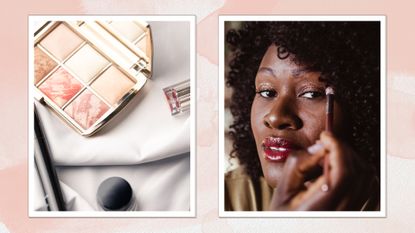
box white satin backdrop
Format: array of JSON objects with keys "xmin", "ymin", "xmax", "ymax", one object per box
[{"xmin": 33, "ymin": 21, "xmax": 191, "ymax": 211}]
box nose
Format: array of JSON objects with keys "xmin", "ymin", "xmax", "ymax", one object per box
[{"xmin": 263, "ymin": 96, "xmax": 302, "ymax": 130}]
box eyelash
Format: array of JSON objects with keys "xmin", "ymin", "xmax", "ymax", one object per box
[
  {"xmin": 255, "ymin": 89, "xmax": 324, "ymax": 99},
  {"xmin": 256, "ymin": 89, "xmax": 277, "ymax": 98},
  {"xmin": 300, "ymin": 91, "xmax": 324, "ymax": 99}
]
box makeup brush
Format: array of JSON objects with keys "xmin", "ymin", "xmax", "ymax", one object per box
[
  {"xmin": 34, "ymin": 106, "xmax": 66, "ymax": 211},
  {"xmin": 322, "ymin": 86, "xmax": 335, "ymax": 192},
  {"xmin": 325, "ymin": 87, "xmax": 334, "ymax": 132}
]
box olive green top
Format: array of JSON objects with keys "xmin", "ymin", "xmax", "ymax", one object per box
[{"xmin": 225, "ymin": 167, "xmax": 380, "ymax": 211}]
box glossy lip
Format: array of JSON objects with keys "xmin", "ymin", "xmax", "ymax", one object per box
[{"xmin": 262, "ymin": 137, "xmax": 300, "ymax": 162}]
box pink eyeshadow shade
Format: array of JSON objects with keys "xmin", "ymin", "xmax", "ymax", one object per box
[
  {"xmin": 38, "ymin": 67, "xmax": 82, "ymax": 107},
  {"xmin": 64, "ymin": 89, "xmax": 110, "ymax": 129},
  {"xmin": 34, "ymin": 47, "xmax": 57, "ymax": 85}
]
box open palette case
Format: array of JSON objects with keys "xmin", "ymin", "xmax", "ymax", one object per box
[{"xmin": 34, "ymin": 20, "xmax": 153, "ymax": 136}]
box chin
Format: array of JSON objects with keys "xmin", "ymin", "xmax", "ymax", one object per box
[{"xmin": 261, "ymin": 162, "xmax": 284, "ymax": 188}]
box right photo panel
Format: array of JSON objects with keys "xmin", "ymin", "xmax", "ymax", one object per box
[{"xmin": 220, "ymin": 16, "xmax": 385, "ymax": 217}]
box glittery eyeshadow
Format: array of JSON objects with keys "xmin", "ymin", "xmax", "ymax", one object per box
[
  {"xmin": 34, "ymin": 47, "xmax": 57, "ymax": 85},
  {"xmin": 38, "ymin": 67, "xmax": 82, "ymax": 107},
  {"xmin": 64, "ymin": 89, "xmax": 110, "ymax": 129}
]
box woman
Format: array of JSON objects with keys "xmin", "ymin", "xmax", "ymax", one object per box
[{"xmin": 225, "ymin": 21, "xmax": 380, "ymax": 211}]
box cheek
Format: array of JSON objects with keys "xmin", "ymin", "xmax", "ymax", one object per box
[
  {"xmin": 299, "ymin": 103, "xmax": 326, "ymax": 144},
  {"xmin": 250, "ymin": 98, "xmax": 266, "ymax": 142},
  {"xmin": 251, "ymin": 99, "xmax": 283, "ymax": 188}
]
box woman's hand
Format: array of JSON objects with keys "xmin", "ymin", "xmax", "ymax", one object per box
[{"xmin": 269, "ymin": 131, "xmax": 376, "ymax": 211}]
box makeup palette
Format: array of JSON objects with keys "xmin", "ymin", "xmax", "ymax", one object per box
[{"xmin": 34, "ymin": 21, "xmax": 153, "ymax": 136}]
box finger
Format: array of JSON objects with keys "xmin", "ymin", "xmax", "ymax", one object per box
[
  {"xmin": 295, "ymin": 173, "xmax": 356, "ymax": 211},
  {"xmin": 307, "ymin": 142, "xmax": 331, "ymax": 185},
  {"xmin": 317, "ymin": 132, "xmax": 357, "ymax": 209},
  {"xmin": 284, "ymin": 150, "xmax": 325, "ymax": 189},
  {"xmin": 298, "ymin": 147, "xmax": 326, "ymax": 174},
  {"xmin": 294, "ymin": 176, "xmax": 336, "ymax": 210},
  {"xmin": 292, "ymin": 132, "xmax": 349, "ymax": 210},
  {"xmin": 273, "ymin": 151, "xmax": 307, "ymax": 205},
  {"xmin": 274, "ymin": 150, "xmax": 325, "ymax": 206},
  {"xmin": 297, "ymin": 132, "xmax": 375, "ymax": 210},
  {"xmin": 319, "ymin": 131, "xmax": 351, "ymax": 188},
  {"xmin": 307, "ymin": 142, "xmax": 324, "ymax": 155}
]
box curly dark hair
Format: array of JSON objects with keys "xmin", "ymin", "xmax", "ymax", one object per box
[{"xmin": 226, "ymin": 21, "xmax": 380, "ymax": 179}]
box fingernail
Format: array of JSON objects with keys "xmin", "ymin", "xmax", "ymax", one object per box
[{"xmin": 307, "ymin": 143, "xmax": 323, "ymax": 154}]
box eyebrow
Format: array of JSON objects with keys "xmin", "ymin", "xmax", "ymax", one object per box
[{"xmin": 257, "ymin": 67, "xmax": 308, "ymax": 78}]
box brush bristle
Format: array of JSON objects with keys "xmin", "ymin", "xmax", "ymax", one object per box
[{"xmin": 325, "ymin": 86, "xmax": 335, "ymax": 95}]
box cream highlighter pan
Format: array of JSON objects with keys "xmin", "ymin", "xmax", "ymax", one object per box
[
  {"xmin": 34, "ymin": 21, "xmax": 152, "ymax": 136},
  {"xmin": 39, "ymin": 24, "xmax": 84, "ymax": 61},
  {"xmin": 91, "ymin": 66, "xmax": 135, "ymax": 105},
  {"xmin": 65, "ymin": 44, "xmax": 109, "ymax": 82}
]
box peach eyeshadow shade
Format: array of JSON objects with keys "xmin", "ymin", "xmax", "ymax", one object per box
[
  {"xmin": 64, "ymin": 44, "xmax": 109, "ymax": 83},
  {"xmin": 91, "ymin": 66, "xmax": 135, "ymax": 105},
  {"xmin": 34, "ymin": 47, "xmax": 57, "ymax": 85},
  {"xmin": 64, "ymin": 89, "xmax": 110, "ymax": 129},
  {"xmin": 40, "ymin": 23, "xmax": 84, "ymax": 61},
  {"xmin": 38, "ymin": 67, "xmax": 83, "ymax": 107}
]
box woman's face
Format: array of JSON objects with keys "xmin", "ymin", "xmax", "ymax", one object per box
[{"xmin": 251, "ymin": 45, "xmax": 342, "ymax": 188}]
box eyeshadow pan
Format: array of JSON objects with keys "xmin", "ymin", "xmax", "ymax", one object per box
[
  {"xmin": 65, "ymin": 44, "xmax": 109, "ymax": 82},
  {"xmin": 34, "ymin": 20, "xmax": 153, "ymax": 136},
  {"xmin": 91, "ymin": 66, "xmax": 135, "ymax": 105},
  {"xmin": 34, "ymin": 47, "xmax": 57, "ymax": 84},
  {"xmin": 109, "ymin": 21, "xmax": 144, "ymax": 42},
  {"xmin": 64, "ymin": 89, "xmax": 110, "ymax": 129},
  {"xmin": 38, "ymin": 67, "xmax": 82, "ymax": 107},
  {"xmin": 40, "ymin": 23, "xmax": 84, "ymax": 61}
]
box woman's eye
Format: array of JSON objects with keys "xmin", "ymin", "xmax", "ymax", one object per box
[
  {"xmin": 300, "ymin": 91, "xmax": 324, "ymax": 99},
  {"xmin": 257, "ymin": 89, "xmax": 277, "ymax": 98}
]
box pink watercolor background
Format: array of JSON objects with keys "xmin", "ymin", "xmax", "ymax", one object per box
[{"xmin": 1, "ymin": 0, "xmax": 415, "ymax": 232}]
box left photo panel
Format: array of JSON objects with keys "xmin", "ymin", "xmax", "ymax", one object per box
[{"xmin": 29, "ymin": 16, "xmax": 195, "ymax": 217}]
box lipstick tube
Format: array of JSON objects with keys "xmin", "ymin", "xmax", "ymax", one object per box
[{"xmin": 163, "ymin": 79, "xmax": 190, "ymax": 116}]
